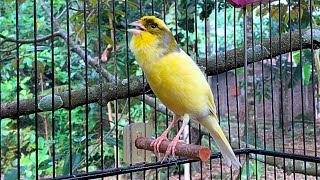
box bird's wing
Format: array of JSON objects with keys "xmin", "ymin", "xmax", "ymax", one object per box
[{"xmin": 208, "ymin": 92, "xmax": 217, "ymax": 116}]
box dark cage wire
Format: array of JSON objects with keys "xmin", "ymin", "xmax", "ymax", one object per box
[{"xmin": 0, "ymin": 0, "xmax": 320, "ymax": 179}]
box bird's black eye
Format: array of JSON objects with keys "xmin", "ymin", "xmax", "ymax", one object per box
[{"xmin": 151, "ymin": 24, "xmax": 157, "ymax": 28}]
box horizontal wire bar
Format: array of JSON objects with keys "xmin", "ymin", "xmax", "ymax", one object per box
[{"xmin": 45, "ymin": 148, "xmax": 320, "ymax": 180}]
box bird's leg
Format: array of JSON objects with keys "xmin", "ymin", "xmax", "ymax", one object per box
[
  {"xmin": 150, "ymin": 114, "xmax": 180, "ymax": 159},
  {"xmin": 162, "ymin": 114, "xmax": 190, "ymax": 163}
]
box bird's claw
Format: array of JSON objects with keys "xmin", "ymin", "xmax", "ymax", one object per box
[
  {"xmin": 161, "ymin": 138, "xmax": 184, "ymax": 163},
  {"xmin": 150, "ymin": 135, "xmax": 168, "ymax": 160}
]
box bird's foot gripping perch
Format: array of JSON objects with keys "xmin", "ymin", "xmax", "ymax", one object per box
[
  {"xmin": 161, "ymin": 114, "xmax": 190, "ymax": 163},
  {"xmin": 150, "ymin": 134, "xmax": 169, "ymax": 159},
  {"xmin": 161, "ymin": 137, "xmax": 184, "ymax": 163},
  {"xmin": 150, "ymin": 114, "xmax": 180, "ymax": 160}
]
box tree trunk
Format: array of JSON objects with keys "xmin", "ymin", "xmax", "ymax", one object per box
[
  {"xmin": 278, "ymin": 53, "xmax": 290, "ymax": 134},
  {"xmin": 243, "ymin": 11, "xmax": 256, "ymax": 145},
  {"xmin": 314, "ymin": 49, "xmax": 320, "ymax": 122}
]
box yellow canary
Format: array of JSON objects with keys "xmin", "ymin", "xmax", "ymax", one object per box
[{"xmin": 128, "ymin": 16, "xmax": 241, "ymax": 167}]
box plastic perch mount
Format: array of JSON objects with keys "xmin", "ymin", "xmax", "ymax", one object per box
[{"xmin": 135, "ymin": 137, "xmax": 211, "ymax": 161}]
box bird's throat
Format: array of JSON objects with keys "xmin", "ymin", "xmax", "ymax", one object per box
[{"xmin": 129, "ymin": 32, "xmax": 179, "ymax": 69}]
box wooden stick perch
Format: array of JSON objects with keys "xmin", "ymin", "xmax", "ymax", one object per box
[{"xmin": 135, "ymin": 137, "xmax": 211, "ymax": 161}]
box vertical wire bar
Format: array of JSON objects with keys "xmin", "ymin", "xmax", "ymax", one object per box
[
  {"xmin": 66, "ymin": 0, "xmax": 73, "ymax": 175},
  {"xmin": 66, "ymin": 0, "xmax": 73, "ymax": 176},
  {"xmin": 162, "ymin": 2, "xmax": 170, "ymax": 178},
  {"xmin": 50, "ymin": 0, "xmax": 56, "ymax": 176},
  {"xmin": 184, "ymin": 1, "xmax": 192, "ymax": 177},
  {"xmin": 97, "ymin": 0, "xmax": 103, "ymax": 172},
  {"xmin": 138, "ymin": 1, "xmax": 147, "ymax": 179},
  {"xmin": 210, "ymin": 2, "xmax": 215, "ymax": 179},
  {"xmin": 15, "ymin": 0, "xmax": 20, "ymax": 178},
  {"xmin": 0, "ymin": 30, "xmax": 1, "ymax": 178},
  {"xmin": 173, "ymin": 1, "xmax": 181, "ymax": 179},
  {"xmin": 242, "ymin": 6, "xmax": 250, "ymax": 180},
  {"xmin": 124, "ymin": 0, "xmax": 132, "ymax": 178},
  {"xmin": 298, "ymin": 1, "xmax": 307, "ymax": 179},
  {"xmin": 195, "ymin": 0, "xmax": 203, "ymax": 178},
  {"xmin": 233, "ymin": 7, "xmax": 242, "ymax": 177},
  {"xmin": 310, "ymin": 1, "xmax": 318, "ymax": 178},
  {"xmin": 213, "ymin": 0, "xmax": 223, "ymax": 177},
  {"xmin": 204, "ymin": 0, "xmax": 212, "ymax": 179},
  {"xmin": 260, "ymin": 2, "xmax": 265, "ymax": 178},
  {"xmin": 194, "ymin": 0, "xmax": 204, "ymax": 177},
  {"xmin": 250, "ymin": 4, "xmax": 258, "ymax": 180},
  {"xmin": 33, "ymin": 0, "xmax": 39, "ymax": 178},
  {"xmin": 83, "ymin": 0, "xmax": 89, "ymax": 172},
  {"xmin": 194, "ymin": 0, "xmax": 198, "ymax": 65},
  {"xmin": 151, "ymin": 0, "xmax": 154, "ymax": 14},
  {"xmin": 268, "ymin": 1, "xmax": 276, "ymax": 179},
  {"xmin": 149, "ymin": 2, "xmax": 158, "ymax": 180},
  {"xmin": 278, "ymin": 1, "xmax": 286, "ymax": 179},
  {"xmin": 259, "ymin": 3, "xmax": 267, "ymax": 179},
  {"xmin": 154, "ymin": 99, "xmax": 158, "ymax": 179},
  {"xmin": 138, "ymin": 2, "xmax": 146, "ymax": 179},
  {"xmin": 288, "ymin": 0, "xmax": 296, "ymax": 178},
  {"xmin": 0, "ymin": 32, "xmax": 1, "ymax": 176},
  {"xmin": 224, "ymin": 2, "xmax": 232, "ymax": 178},
  {"xmin": 111, "ymin": 1, "xmax": 119, "ymax": 180}
]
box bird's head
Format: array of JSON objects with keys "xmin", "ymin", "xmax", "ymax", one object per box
[
  {"xmin": 128, "ymin": 16, "xmax": 179, "ymax": 65},
  {"xmin": 128, "ymin": 16, "xmax": 180, "ymax": 64},
  {"xmin": 128, "ymin": 16, "xmax": 170, "ymax": 37}
]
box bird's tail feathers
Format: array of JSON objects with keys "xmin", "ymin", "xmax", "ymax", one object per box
[{"xmin": 199, "ymin": 114, "xmax": 241, "ymax": 168}]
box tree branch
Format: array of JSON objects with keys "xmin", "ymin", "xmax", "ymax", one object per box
[
  {"xmin": 38, "ymin": 0, "xmax": 116, "ymax": 82},
  {"xmin": 0, "ymin": 31, "xmax": 62, "ymax": 46},
  {"xmin": 1, "ymin": 28, "xmax": 320, "ymax": 119},
  {"xmin": 135, "ymin": 95, "xmax": 174, "ymax": 116}
]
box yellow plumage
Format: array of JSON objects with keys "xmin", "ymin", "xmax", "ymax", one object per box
[{"xmin": 128, "ymin": 16, "xmax": 241, "ymax": 167}]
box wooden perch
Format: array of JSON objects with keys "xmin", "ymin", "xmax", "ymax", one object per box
[{"xmin": 135, "ymin": 137, "xmax": 211, "ymax": 161}]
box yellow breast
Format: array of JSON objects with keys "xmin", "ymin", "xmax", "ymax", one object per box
[{"xmin": 142, "ymin": 51, "xmax": 212, "ymax": 117}]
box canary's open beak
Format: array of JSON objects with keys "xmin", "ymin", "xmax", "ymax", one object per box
[{"xmin": 128, "ymin": 21, "xmax": 146, "ymax": 35}]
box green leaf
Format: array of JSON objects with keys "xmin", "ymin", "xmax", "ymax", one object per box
[
  {"xmin": 127, "ymin": 1, "xmax": 139, "ymax": 10},
  {"xmin": 18, "ymin": 0, "xmax": 26, "ymax": 6},
  {"xmin": 1, "ymin": 130, "xmax": 9, "ymax": 136},
  {"xmin": 4, "ymin": 169, "xmax": 18, "ymax": 180},
  {"xmin": 70, "ymin": 11, "xmax": 83, "ymax": 22},
  {"xmin": 1, "ymin": 119, "xmax": 10, "ymax": 127},
  {"xmin": 115, "ymin": 9, "xmax": 126, "ymax": 16},
  {"xmin": 12, "ymin": 57, "xmax": 24, "ymax": 69},
  {"xmin": 241, "ymin": 160, "xmax": 262, "ymax": 179},
  {"xmin": 302, "ymin": 63, "xmax": 311, "ymax": 86},
  {"xmin": 62, "ymin": 153, "xmax": 81, "ymax": 175},
  {"xmin": 32, "ymin": 61, "xmax": 45, "ymax": 74},
  {"xmin": 100, "ymin": 25, "xmax": 113, "ymax": 30},
  {"xmin": 293, "ymin": 51, "xmax": 301, "ymax": 64},
  {"xmin": 30, "ymin": 134, "xmax": 35, "ymax": 143},
  {"xmin": 101, "ymin": 34, "xmax": 114, "ymax": 45},
  {"xmin": 235, "ymin": 67, "xmax": 244, "ymax": 76},
  {"xmin": 88, "ymin": 14, "xmax": 97, "ymax": 23},
  {"xmin": 38, "ymin": 137, "xmax": 45, "ymax": 148},
  {"xmin": 4, "ymin": 167, "xmax": 26, "ymax": 180},
  {"xmin": 39, "ymin": 154, "xmax": 63, "ymax": 170},
  {"xmin": 284, "ymin": 14, "xmax": 289, "ymax": 24},
  {"xmin": 238, "ymin": 8, "xmax": 243, "ymax": 21}
]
